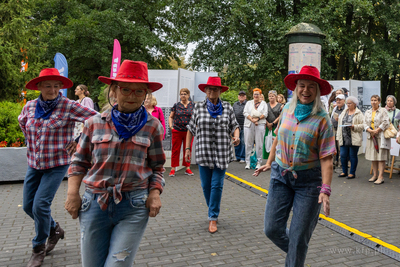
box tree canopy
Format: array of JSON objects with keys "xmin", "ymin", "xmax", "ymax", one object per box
[{"xmin": 1, "ymin": 0, "xmax": 400, "ymax": 104}]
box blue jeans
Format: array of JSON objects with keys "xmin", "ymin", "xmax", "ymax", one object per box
[
  {"xmin": 23, "ymin": 165, "xmax": 69, "ymax": 248},
  {"xmin": 79, "ymin": 190, "xmax": 149, "ymax": 267},
  {"xmin": 340, "ymin": 146, "xmax": 359, "ymax": 176},
  {"xmin": 264, "ymin": 162, "xmax": 322, "ymax": 267},
  {"xmin": 235, "ymin": 128, "xmax": 245, "ymax": 161},
  {"xmin": 198, "ymin": 165, "xmax": 226, "ymax": 220}
]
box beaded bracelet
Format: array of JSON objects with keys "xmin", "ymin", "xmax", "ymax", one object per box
[{"xmin": 318, "ymin": 184, "xmax": 331, "ymax": 196}]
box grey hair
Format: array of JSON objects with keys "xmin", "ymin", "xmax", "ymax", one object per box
[
  {"xmin": 346, "ymin": 96, "xmax": 359, "ymax": 106},
  {"xmin": 386, "ymin": 95, "xmax": 397, "ymax": 105},
  {"xmin": 288, "ymin": 82, "xmax": 323, "ymax": 116},
  {"xmin": 335, "ymin": 88, "xmax": 344, "ymax": 94}
]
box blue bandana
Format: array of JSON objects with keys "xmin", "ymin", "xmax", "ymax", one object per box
[
  {"xmin": 206, "ymin": 98, "xmax": 224, "ymax": 118},
  {"xmin": 34, "ymin": 93, "xmax": 61, "ymax": 119},
  {"xmin": 111, "ymin": 105, "xmax": 148, "ymax": 140},
  {"xmin": 294, "ymin": 100, "xmax": 313, "ymax": 122}
]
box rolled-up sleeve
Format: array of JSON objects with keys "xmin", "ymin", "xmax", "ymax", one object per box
[
  {"xmin": 147, "ymin": 122, "xmax": 166, "ymax": 193},
  {"xmin": 228, "ymin": 105, "xmax": 239, "ymax": 135},
  {"xmin": 186, "ymin": 104, "xmax": 198, "ymax": 136},
  {"xmin": 68, "ymin": 120, "xmax": 93, "ymax": 177},
  {"xmin": 378, "ymin": 108, "xmax": 390, "ymax": 131}
]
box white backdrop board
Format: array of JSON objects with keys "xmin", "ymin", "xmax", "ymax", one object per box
[
  {"xmin": 178, "ymin": 69, "xmax": 196, "ymax": 101},
  {"xmin": 148, "ymin": 70, "xmax": 179, "ymax": 108},
  {"xmin": 194, "ymin": 71, "xmax": 218, "ymax": 102}
]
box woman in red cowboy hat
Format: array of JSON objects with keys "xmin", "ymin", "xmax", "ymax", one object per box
[
  {"xmin": 184, "ymin": 76, "xmax": 240, "ymax": 233},
  {"xmin": 18, "ymin": 68, "xmax": 98, "ymax": 267},
  {"xmin": 65, "ymin": 60, "xmax": 166, "ymax": 267},
  {"xmin": 254, "ymin": 66, "xmax": 336, "ymax": 266}
]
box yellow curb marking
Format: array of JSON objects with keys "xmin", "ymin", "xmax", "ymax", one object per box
[{"xmin": 226, "ymin": 172, "xmax": 400, "ymax": 254}]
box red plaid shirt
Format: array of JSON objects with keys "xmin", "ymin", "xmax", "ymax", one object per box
[
  {"xmin": 18, "ymin": 94, "xmax": 98, "ymax": 170},
  {"xmin": 68, "ymin": 109, "xmax": 166, "ymax": 210}
]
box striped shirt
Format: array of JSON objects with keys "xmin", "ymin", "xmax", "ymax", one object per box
[
  {"xmin": 275, "ymin": 104, "xmax": 336, "ymax": 172},
  {"xmin": 18, "ymin": 94, "xmax": 98, "ymax": 170},
  {"xmin": 187, "ymin": 99, "xmax": 239, "ymax": 169},
  {"xmin": 68, "ymin": 109, "xmax": 166, "ymax": 210}
]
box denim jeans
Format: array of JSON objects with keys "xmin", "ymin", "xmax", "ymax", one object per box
[
  {"xmin": 264, "ymin": 162, "xmax": 322, "ymax": 267},
  {"xmin": 79, "ymin": 189, "xmax": 149, "ymax": 267},
  {"xmin": 340, "ymin": 145, "xmax": 359, "ymax": 176},
  {"xmin": 23, "ymin": 165, "xmax": 69, "ymax": 248},
  {"xmin": 198, "ymin": 165, "xmax": 226, "ymax": 220},
  {"xmin": 234, "ymin": 128, "xmax": 245, "ymax": 161}
]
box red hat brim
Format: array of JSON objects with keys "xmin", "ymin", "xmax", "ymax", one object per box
[
  {"xmin": 284, "ymin": 74, "xmax": 331, "ymax": 96},
  {"xmin": 25, "ymin": 75, "xmax": 73, "ymax": 90},
  {"xmin": 198, "ymin": 84, "xmax": 229, "ymax": 93},
  {"xmin": 98, "ymin": 76, "xmax": 163, "ymax": 92}
]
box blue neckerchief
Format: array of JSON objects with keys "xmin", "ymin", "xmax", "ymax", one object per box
[
  {"xmin": 111, "ymin": 105, "xmax": 148, "ymax": 140},
  {"xmin": 34, "ymin": 93, "xmax": 61, "ymax": 119},
  {"xmin": 294, "ymin": 100, "xmax": 313, "ymax": 122},
  {"xmin": 206, "ymin": 98, "xmax": 224, "ymax": 118}
]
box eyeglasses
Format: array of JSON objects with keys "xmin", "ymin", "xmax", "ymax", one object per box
[{"xmin": 117, "ymin": 86, "xmax": 147, "ymax": 97}]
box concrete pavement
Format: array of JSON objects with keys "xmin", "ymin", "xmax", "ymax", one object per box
[{"xmin": 1, "ymin": 154, "xmax": 400, "ymax": 266}]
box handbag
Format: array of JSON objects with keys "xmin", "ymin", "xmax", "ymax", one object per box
[
  {"xmin": 380, "ymin": 134, "xmax": 391, "ymax": 150},
  {"xmin": 384, "ymin": 123, "xmax": 397, "ymax": 139},
  {"xmin": 265, "ymin": 131, "xmax": 273, "ymax": 153}
]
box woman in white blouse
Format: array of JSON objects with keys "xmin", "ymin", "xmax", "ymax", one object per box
[
  {"xmin": 364, "ymin": 95, "xmax": 390, "ymax": 184},
  {"xmin": 243, "ymin": 88, "xmax": 268, "ymax": 170}
]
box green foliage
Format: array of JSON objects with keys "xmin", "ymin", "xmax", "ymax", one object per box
[
  {"xmin": 0, "ymin": 101, "xmax": 24, "ymax": 145},
  {"xmin": 25, "ymin": 90, "xmax": 40, "ymax": 101},
  {"xmin": 0, "ymin": 0, "xmax": 52, "ymax": 101},
  {"xmin": 172, "ymin": 0, "xmax": 400, "ymax": 106},
  {"xmin": 221, "ymin": 90, "xmax": 239, "ymax": 105},
  {"xmin": 31, "ymin": 0, "xmax": 184, "ymax": 101}
]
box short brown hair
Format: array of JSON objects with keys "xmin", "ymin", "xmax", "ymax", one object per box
[
  {"xmin": 180, "ymin": 88, "xmax": 190, "ymax": 96},
  {"xmin": 371, "ymin": 95, "xmax": 381, "ymax": 102}
]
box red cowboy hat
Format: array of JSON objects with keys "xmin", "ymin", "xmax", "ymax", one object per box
[
  {"xmin": 25, "ymin": 68, "xmax": 73, "ymax": 90},
  {"xmin": 98, "ymin": 60, "xmax": 163, "ymax": 92},
  {"xmin": 284, "ymin": 66, "xmax": 331, "ymax": 96},
  {"xmin": 198, "ymin": 76, "xmax": 229, "ymax": 93}
]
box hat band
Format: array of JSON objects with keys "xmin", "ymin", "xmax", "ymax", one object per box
[{"xmin": 117, "ymin": 74, "xmax": 146, "ymax": 81}]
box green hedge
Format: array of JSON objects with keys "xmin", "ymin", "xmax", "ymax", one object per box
[{"xmin": 0, "ymin": 101, "xmax": 25, "ymax": 146}]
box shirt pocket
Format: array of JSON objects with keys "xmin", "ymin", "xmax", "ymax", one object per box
[
  {"xmin": 45, "ymin": 116, "xmax": 69, "ymax": 130},
  {"xmin": 130, "ymin": 136, "xmax": 150, "ymax": 165},
  {"xmin": 91, "ymin": 133, "xmax": 113, "ymax": 159}
]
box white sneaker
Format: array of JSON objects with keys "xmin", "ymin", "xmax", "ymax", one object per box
[
  {"xmin": 245, "ymin": 164, "xmax": 250, "ymax": 170},
  {"xmin": 240, "ymin": 160, "xmax": 245, "ymax": 163},
  {"xmin": 256, "ymin": 163, "xmax": 261, "ymax": 170}
]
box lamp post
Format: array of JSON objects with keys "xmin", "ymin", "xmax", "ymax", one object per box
[{"xmin": 285, "ymin": 23, "xmax": 325, "ymax": 99}]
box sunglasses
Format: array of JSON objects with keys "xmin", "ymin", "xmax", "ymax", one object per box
[
  {"xmin": 117, "ymin": 86, "xmax": 147, "ymax": 97},
  {"xmin": 206, "ymin": 87, "xmax": 221, "ymax": 92}
]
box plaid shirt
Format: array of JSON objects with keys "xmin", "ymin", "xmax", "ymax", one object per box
[
  {"xmin": 68, "ymin": 109, "xmax": 166, "ymax": 210},
  {"xmin": 187, "ymin": 99, "xmax": 239, "ymax": 169},
  {"xmin": 276, "ymin": 104, "xmax": 336, "ymax": 174},
  {"xmin": 18, "ymin": 94, "xmax": 98, "ymax": 170}
]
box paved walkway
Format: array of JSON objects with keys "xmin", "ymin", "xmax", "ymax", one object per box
[{"xmin": 1, "ymin": 155, "xmax": 400, "ymax": 266}]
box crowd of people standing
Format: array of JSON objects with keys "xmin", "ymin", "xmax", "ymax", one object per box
[{"xmin": 17, "ymin": 58, "xmax": 400, "ymax": 267}]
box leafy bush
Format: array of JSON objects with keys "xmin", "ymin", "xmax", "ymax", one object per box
[
  {"xmin": 26, "ymin": 90, "xmax": 40, "ymax": 101},
  {"xmin": 0, "ymin": 101, "xmax": 25, "ymax": 146},
  {"xmin": 221, "ymin": 89, "xmax": 239, "ymax": 105}
]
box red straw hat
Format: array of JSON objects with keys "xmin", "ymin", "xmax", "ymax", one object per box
[
  {"xmin": 25, "ymin": 68, "xmax": 73, "ymax": 90},
  {"xmin": 98, "ymin": 60, "xmax": 163, "ymax": 92},
  {"xmin": 198, "ymin": 76, "xmax": 229, "ymax": 93},
  {"xmin": 284, "ymin": 66, "xmax": 331, "ymax": 96}
]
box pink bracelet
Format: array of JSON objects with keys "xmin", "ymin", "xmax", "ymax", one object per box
[{"xmin": 318, "ymin": 184, "xmax": 331, "ymax": 196}]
